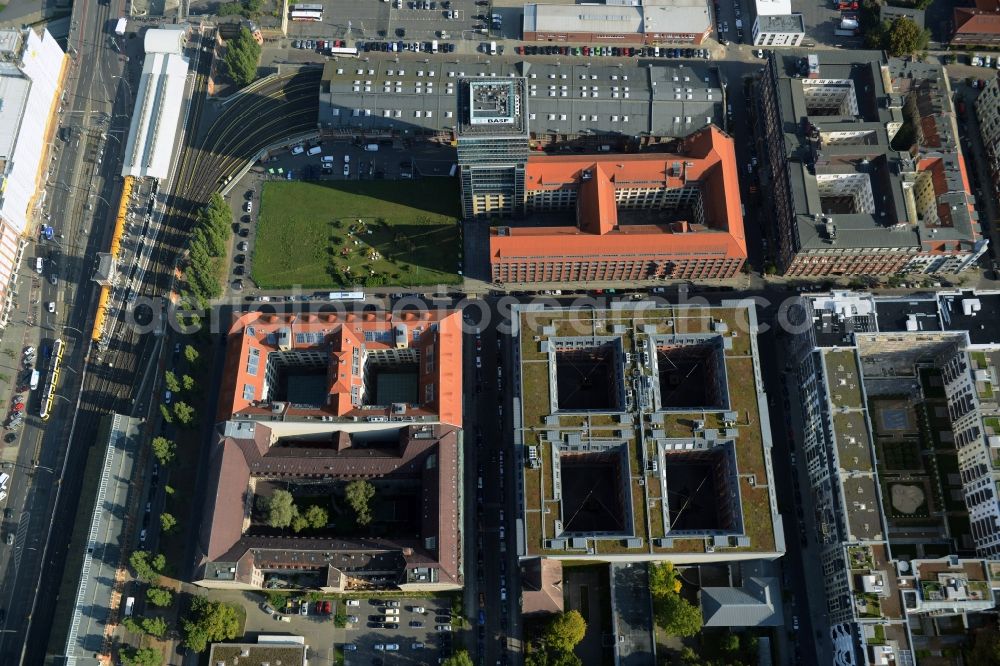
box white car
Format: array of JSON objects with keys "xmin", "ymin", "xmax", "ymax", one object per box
[
  {"xmin": 435, "ymin": 624, "xmax": 452, "ymax": 632},
  {"xmin": 385, "ymin": 644, "xmax": 399, "ymax": 651},
  {"xmin": 346, "ymin": 599, "xmax": 361, "ymax": 606},
  {"xmin": 347, "ymin": 615, "xmax": 359, "ymax": 623},
  {"xmin": 412, "ymin": 606, "xmax": 426, "ymax": 613},
  {"xmin": 343, "ymin": 163, "xmax": 350, "ymax": 177},
  {"xmin": 46, "ymin": 302, "xmax": 55, "ymax": 314},
  {"xmin": 164, "ymin": 390, "xmax": 173, "ymax": 405},
  {"xmin": 344, "ymin": 154, "xmax": 350, "ymax": 164},
  {"xmin": 375, "ymin": 644, "xmax": 386, "ymax": 651},
  {"xmin": 291, "ymin": 145, "xmax": 305, "ymax": 155},
  {"xmin": 244, "ymin": 200, "xmax": 253, "ymax": 213}
]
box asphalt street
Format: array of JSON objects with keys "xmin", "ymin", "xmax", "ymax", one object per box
[
  {"xmin": 0, "ymin": 0, "xmax": 140, "ymax": 660},
  {"xmin": 464, "ymin": 302, "xmax": 521, "ymax": 665}
]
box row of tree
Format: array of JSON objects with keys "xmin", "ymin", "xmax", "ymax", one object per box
[
  {"xmin": 262, "ymin": 489, "xmax": 330, "ymax": 532},
  {"xmin": 525, "ymin": 611, "xmax": 587, "ymax": 666},
  {"xmin": 219, "ymin": 0, "xmax": 265, "ymax": 17},
  {"xmin": 262, "ymin": 480, "xmax": 376, "ymax": 532},
  {"xmin": 184, "ymin": 193, "xmax": 231, "ymax": 309},
  {"xmin": 118, "ymin": 594, "xmax": 243, "ymax": 663},
  {"xmin": 650, "ymin": 561, "xmax": 703, "ymax": 638},
  {"xmin": 224, "ymin": 27, "xmax": 262, "ymax": 88},
  {"xmin": 860, "ymin": 1, "xmax": 929, "ymax": 56},
  {"xmin": 159, "ymin": 368, "xmax": 199, "ymax": 426}
]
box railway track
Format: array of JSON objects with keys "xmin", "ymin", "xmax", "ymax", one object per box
[
  {"xmin": 27, "ymin": 51, "xmax": 321, "ymax": 662},
  {"xmin": 90, "ymin": 66, "xmax": 321, "ymax": 409}
]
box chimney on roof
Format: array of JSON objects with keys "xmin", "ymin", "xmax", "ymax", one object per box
[
  {"xmin": 334, "ymin": 431, "xmax": 352, "ymax": 451},
  {"xmin": 395, "ymin": 324, "xmax": 409, "ymax": 349},
  {"xmin": 277, "ymin": 327, "xmax": 292, "ymax": 351}
]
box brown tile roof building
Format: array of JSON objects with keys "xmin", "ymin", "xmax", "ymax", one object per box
[
  {"xmin": 195, "ymin": 422, "xmax": 462, "ymax": 592},
  {"xmin": 217, "ymin": 309, "xmax": 463, "ymax": 428},
  {"xmin": 953, "ymin": 0, "xmax": 1000, "ymax": 45},
  {"xmin": 488, "ymin": 125, "xmax": 747, "ymax": 283},
  {"xmin": 520, "ymin": 558, "xmax": 565, "ymax": 616}
]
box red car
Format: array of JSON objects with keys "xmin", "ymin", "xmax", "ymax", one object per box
[{"xmin": 323, "ymin": 600, "xmax": 332, "ymax": 615}]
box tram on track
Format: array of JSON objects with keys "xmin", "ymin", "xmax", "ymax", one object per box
[{"xmin": 38, "ymin": 338, "xmax": 64, "ymax": 421}]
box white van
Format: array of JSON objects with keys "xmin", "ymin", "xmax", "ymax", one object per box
[
  {"xmin": 35, "ymin": 258, "xmax": 43, "ymax": 274},
  {"xmin": 290, "ymin": 145, "xmax": 305, "ymax": 155},
  {"xmin": 0, "ymin": 473, "xmax": 10, "ymax": 488},
  {"xmin": 431, "ymin": 39, "xmax": 438, "ymax": 53},
  {"xmin": 29, "ymin": 370, "xmax": 39, "ymax": 391},
  {"xmin": 489, "ymin": 41, "xmax": 497, "ymax": 55},
  {"xmin": 364, "ymin": 144, "xmax": 379, "ymax": 152},
  {"xmin": 322, "ymin": 155, "xmax": 335, "ymax": 163},
  {"xmin": 307, "ymin": 145, "xmax": 322, "ymax": 156}
]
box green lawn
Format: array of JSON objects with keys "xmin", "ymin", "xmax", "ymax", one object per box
[{"xmin": 253, "ymin": 180, "xmax": 462, "ymax": 289}]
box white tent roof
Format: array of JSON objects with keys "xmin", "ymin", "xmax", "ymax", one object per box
[
  {"xmin": 121, "ymin": 52, "xmax": 189, "ymax": 180},
  {"xmin": 143, "ymin": 28, "xmax": 185, "ymax": 55}
]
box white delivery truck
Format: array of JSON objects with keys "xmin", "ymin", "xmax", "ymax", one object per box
[
  {"xmin": 431, "ymin": 39, "xmax": 439, "ymax": 53},
  {"xmin": 29, "ymin": 370, "xmax": 39, "ymax": 391},
  {"xmin": 489, "ymin": 41, "xmax": 497, "ymax": 55},
  {"xmin": 114, "ymin": 17, "xmax": 127, "ymax": 36}
]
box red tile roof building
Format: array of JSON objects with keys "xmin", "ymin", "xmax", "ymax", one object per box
[
  {"xmin": 194, "ymin": 422, "xmax": 462, "ymax": 592},
  {"xmin": 953, "ymin": 0, "xmax": 1000, "ymax": 45},
  {"xmin": 488, "ymin": 126, "xmax": 747, "ymax": 283},
  {"xmin": 217, "ymin": 310, "xmax": 463, "ymax": 428}
]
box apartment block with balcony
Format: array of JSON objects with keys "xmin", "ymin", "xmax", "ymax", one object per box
[{"xmin": 791, "ymin": 290, "xmax": 1000, "ymax": 666}]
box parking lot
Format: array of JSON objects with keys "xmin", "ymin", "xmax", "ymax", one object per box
[
  {"xmin": 285, "ymin": 0, "xmax": 493, "ymax": 44},
  {"xmin": 341, "ymin": 597, "xmax": 457, "ymax": 665},
  {"xmin": 226, "ymin": 591, "xmax": 457, "ymax": 665}
]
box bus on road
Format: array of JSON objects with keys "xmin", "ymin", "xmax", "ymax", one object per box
[
  {"xmin": 328, "ymin": 291, "xmax": 365, "ymax": 301},
  {"xmin": 290, "ymin": 9, "xmax": 323, "ymax": 21}
]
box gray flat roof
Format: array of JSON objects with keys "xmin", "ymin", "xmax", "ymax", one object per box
[
  {"xmin": 320, "ymin": 57, "xmax": 721, "ymax": 138},
  {"xmin": 756, "ymin": 13, "xmax": 805, "ymax": 34},
  {"xmin": 769, "ymin": 51, "xmax": 919, "ymax": 251},
  {"xmin": 940, "ymin": 291, "xmax": 1000, "ymax": 344},
  {"xmin": 523, "ymin": 2, "xmax": 711, "ymax": 36},
  {"xmin": 766, "ymin": 50, "xmax": 982, "ymax": 254},
  {"xmin": 457, "ymin": 77, "xmax": 529, "ymax": 137}
]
